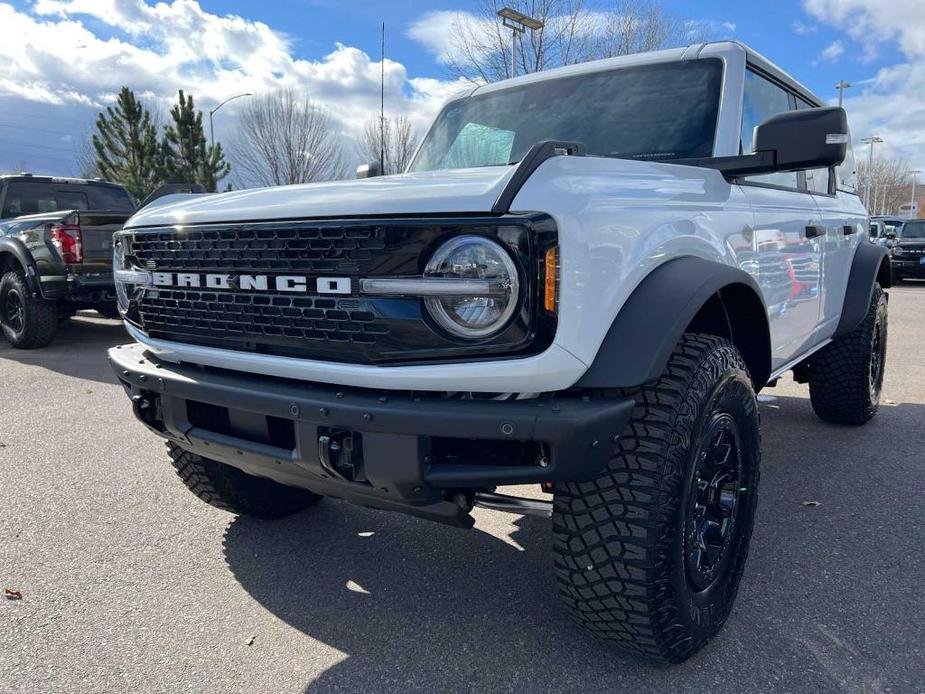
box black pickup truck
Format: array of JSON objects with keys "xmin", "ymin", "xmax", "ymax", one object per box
[{"xmin": 0, "ymin": 175, "xmax": 136, "ymax": 347}]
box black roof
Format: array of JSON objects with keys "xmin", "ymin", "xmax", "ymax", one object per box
[{"xmin": 0, "ymin": 174, "xmax": 126, "ymax": 189}]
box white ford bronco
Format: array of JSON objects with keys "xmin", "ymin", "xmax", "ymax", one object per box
[{"xmin": 109, "ymin": 41, "xmax": 891, "ymax": 662}]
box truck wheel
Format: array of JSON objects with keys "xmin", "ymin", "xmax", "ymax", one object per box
[
  {"xmin": 0, "ymin": 270, "xmax": 58, "ymax": 348},
  {"xmin": 167, "ymin": 443, "xmax": 323, "ymax": 519},
  {"xmin": 552, "ymin": 334, "xmax": 760, "ymax": 663},
  {"xmin": 808, "ymin": 284, "xmax": 887, "ymax": 425}
]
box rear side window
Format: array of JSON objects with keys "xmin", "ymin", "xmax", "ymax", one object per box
[
  {"xmin": 1, "ymin": 182, "xmax": 134, "ymax": 218},
  {"xmin": 796, "ymin": 97, "xmax": 831, "ymax": 195},
  {"xmin": 740, "ymin": 70, "xmax": 799, "ymax": 190}
]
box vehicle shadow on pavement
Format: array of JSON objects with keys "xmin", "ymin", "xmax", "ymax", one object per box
[
  {"xmin": 0, "ymin": 313, "xmax": 128, "ymax": 384},
  {"xmin": 222, "ymin": 392, "xmax": 925, "ymax": 693},
  {"xmin": 222, "ymin": 505, "xmax": 647, "ymax": 693}
]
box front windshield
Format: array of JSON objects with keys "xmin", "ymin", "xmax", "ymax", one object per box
[
  {"xmin": 410, "ymin": 59, "xmax": 723, "ymax": 173},
  {"xmin": 900, "ymin": 220, "xmax": 925, "ymax": 239}
]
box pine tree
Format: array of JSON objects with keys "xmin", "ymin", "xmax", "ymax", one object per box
[
  {"xmin": 159, "ymin": 90, "xmax": 230, "ymax": 192},
  {"xmin": 92, "ymin": 87, "xmax": 161, "ymax": 202}
]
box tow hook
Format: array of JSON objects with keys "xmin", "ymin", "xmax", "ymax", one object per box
[
  {"xmin": 318, "ymin": 429, "xmax": 362, "ymax": 482},
  {"xmin": 131, "ymin": 394, "xmax": 152, "ymax": 421},
  {"xmin": 131, "ymin": 393, "xmax": 164, "ymax": 432}
]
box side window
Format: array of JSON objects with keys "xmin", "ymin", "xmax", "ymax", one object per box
[
  {"xmin": 741, "ymin": 70, "xmax": 799, "ymax": 190},
  {"xmin": 835, "ymin": 139, "xmax": 858, "ymax": 193},
  {"xmin": 797, "ymin": 97, "xmax": 831, "ymax": 195}
]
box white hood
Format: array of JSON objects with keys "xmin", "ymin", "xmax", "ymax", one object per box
[{"xmin": 126, "ymin": 166, "xmax": 517, "ymax": 228}]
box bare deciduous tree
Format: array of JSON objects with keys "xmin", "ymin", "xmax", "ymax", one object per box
[
  {"xmin": 230, "ymin": 89, "xmax": 347, "ymax": 187},
  {"xmin": 358, "ymin": 115, "xmax": 420, "ymax": 175},
  {"xmin": 446, "ymin": 0, "xmax": 703, "ymax": 83},
  {"xmin": 75, "ymin": 131, "xmax": 100, "ymax": 179},
  {"xmin": 858, "ymin": 156, "xmax": 917, "ymax": 216}
]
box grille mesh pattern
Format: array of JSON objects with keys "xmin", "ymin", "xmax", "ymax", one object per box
[
  {"xmin": 139, "ymin": 289, "xmax": 388, "ymax": 345},
  {"xmin": 129, "ymin": 226, "xmax": 387, "ymax": 273}
]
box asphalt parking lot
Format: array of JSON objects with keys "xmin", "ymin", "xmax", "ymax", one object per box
[{"xmin": 1, "ymin": 286, "xmax": 924, "ymax": 694}]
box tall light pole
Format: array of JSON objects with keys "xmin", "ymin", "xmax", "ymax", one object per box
[
  {"xmin": 497, "ymin": 7, "xmax": 544, "ymax": 78},
  {"xmin": 835, "ymin": 79, "xmax": 851, "ymax": 108},
  {"xmin": 380, "ymin": 22, "xmax": 386, "ymax": 174},
  {"xmin": 910, "ymin": 169, "xmax": 922, "ymax": 219},
  {"xmin": 209, "ymin": 93, "xmax": 252, "ymax": 150},
  {"xmin": 861, "ymin": 136, "xmax": 883, "ymax": 211}
]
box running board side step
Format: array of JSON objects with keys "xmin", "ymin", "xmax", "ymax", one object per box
[{"xmin": 473, "ymin": 492, "xmax": 552, "ymax": 518}]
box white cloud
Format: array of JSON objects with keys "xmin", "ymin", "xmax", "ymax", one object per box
[
  {"xmin": 0, "ymin": 0, "xmax": 468, "ymax": 175},
  {"xmin": 818, "ymin": 39, "xmax": 845, "ymax": 63},
  {"xmin": 803, "ymin": 0, "xmax": 925, "ymax": 56},
  {"xmin": 792, "ymin": 20, "xmax": 818, "ymax": 35},
  {"xmin": 407, "ymin": 10, "xmax": 491, "ymax": 65},
  {"xmin": 687, "ymin": 19, "xmax": 736, "ymax": 38},
  {"xmin": 803, "ymin": 0, "xmax": 925, "ymax": 171}
]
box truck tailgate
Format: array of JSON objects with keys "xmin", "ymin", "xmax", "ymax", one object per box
[{"xmin": 74, "ymin": 212, "xmax": 129, "ymax": 273}]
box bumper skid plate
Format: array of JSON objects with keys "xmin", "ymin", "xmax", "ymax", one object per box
[{"xmin": 109, "ymin": 343, "xmax": 634, "ymax": 527}]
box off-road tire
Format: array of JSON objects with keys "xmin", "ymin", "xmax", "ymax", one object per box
[
  {"xmin": 0, "ymin": 270, "xmax": 58, "ymax": 348},
  {"xmin": 167, "ymin": 443, "xmax": 323, "ymax": 519},
  {"xmin": 808, "ymin": 284, "xmax": 887, "ymax": 425},
  {"xmin": 553, "ymin": 334, "xmax": 761, "ymax": 664}
]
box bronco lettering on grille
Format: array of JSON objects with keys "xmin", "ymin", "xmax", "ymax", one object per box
[{"xmin": 150, "ymin": 272, "xmax": 352, "ymax": 294}]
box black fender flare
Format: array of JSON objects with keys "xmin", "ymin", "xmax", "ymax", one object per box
[
  {"xmin": 833, "ymin": 242, "xmax": 891, "ymax": 338},
  {"xmin": 574, "ymin": 256, "xmax": 771, "ymax": 389},
  {"xmin": 0, "ymin": 236, "xmax": 43, "ymax": 297}
]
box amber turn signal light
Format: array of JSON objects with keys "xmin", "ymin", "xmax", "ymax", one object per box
[{"xmin": 544, "ymin": 247, "xmax": 558, "ymax": 313}]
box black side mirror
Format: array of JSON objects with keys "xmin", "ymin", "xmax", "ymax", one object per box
[
  {"xmin": 674, "ymin": 107, "xmax": 850, "ymax": 179},
  {"xmin": 356, "ymin": 162, "xmax": 382, "ymax": 179},
  {"xmin": 754, "ymin": 107, "xmax": 848, "ymax": 172}
]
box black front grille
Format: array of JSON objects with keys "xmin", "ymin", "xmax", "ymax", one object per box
[
  {"xmin": 122, "ymin": 216, "xmax": 558, "ymax": 364},
  {"xmin": 139, "ymin": 288, "xmax": 387, "ymax": 347},
  {"xmin": 130, "ymin": 224, "xmax": 387, "ymax": 274}
]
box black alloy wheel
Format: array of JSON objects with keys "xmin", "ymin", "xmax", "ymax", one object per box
[
  {"xmin": 2, "ymin": 286, "xmax": 25, "ymax": 334},
  {"xmin": 684, "ymin": 412, "xmax": 744, "ymax": 591},
  {"xmin": 869, "ymin": 311, "xmax": 886, "ymax": 402}
]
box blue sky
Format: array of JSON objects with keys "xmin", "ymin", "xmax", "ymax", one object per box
[
  {"xmin": 0, "ymin": 0, "xmax": 923, "ymax": 178},
  {"xmin": 191, "ymin": 0, "xmax": 902, "ymax": 100}
]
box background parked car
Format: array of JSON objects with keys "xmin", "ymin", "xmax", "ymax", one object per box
[
  {"xmin": 869, "ymin": 216, "xmax": 905, "ymax": 246},
  {"xmin": 0, "ymin": 174, "xmax": 136, "ymax": 347}
]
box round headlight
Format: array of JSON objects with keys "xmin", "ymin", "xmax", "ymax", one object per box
[
  {"xmin": 892, "ymin": 245, "xmax": 903, "ymax": 256},
  {"xmin": 113, "ymin": 237, "xmax": 133, "ymax": 313},
  {"xmin": 423, "ymin": 235, "xmax": 520, "ymax": 339}
]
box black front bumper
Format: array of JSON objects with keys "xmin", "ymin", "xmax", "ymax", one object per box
[
  {"xmin": 891, "ymin": 257, "xmax": 925, "ymax": 277},
  {"xmin": 109, "ymin": 343, "xmax": 634, "ymax": 527}
]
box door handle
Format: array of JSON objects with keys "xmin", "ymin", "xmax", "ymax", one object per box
[
  {"xmin": 843, "ymin": 225, "xmax": 857, "ymax": 235},
  {"xmin": 805, "ymin": 225, "xmax": 826, "ymax": 239}
]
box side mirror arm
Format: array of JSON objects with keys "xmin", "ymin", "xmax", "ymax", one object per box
[{"xmin": 672, "ymin": 151, "xmax": 777, "ymax": 179}]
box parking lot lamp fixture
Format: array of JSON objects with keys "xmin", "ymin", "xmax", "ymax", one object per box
[
  {"xmin": 835, "ymin": 80, "xmax": 851, "ymax": 108},
  {"xmin": 497, "ymin": 8, "xmax": 544, "ymax": 78},
  {"xmin": 861, "ymin": 136, "xmax": 883, "ymax": 211},
  {"xmin": 910, "ymin": 170, "xmax": 922, "ymax": 218}
]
